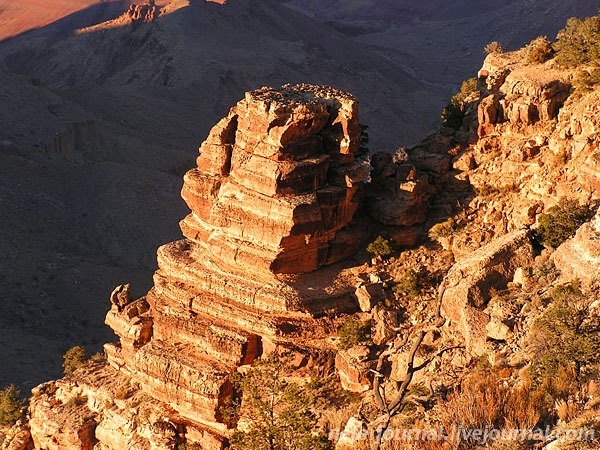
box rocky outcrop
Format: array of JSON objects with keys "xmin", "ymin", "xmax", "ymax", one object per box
[
  {"xmin": 42, "ymin": 121, "xmax": 100, "ymax": 162},
  {"xmin": 551, "ymin": 207, "xmax": 600, "ymax": 286},
  {"xmin": 478, "ymin": 54, "xmax": 571, "ymax": 134},
  {"xmin": 441, "ymin": 229, "xmax": 535, "ymax": 355},
  {"xmin": 181, "ymin": 84, "xmax": 370, "ymax": 275},
  {"xmin": 0, "ymin": 424, "xmax": 32, "ymax": 450},
  {"xmin": 366, "ymin": 151, "xmax": 432, "ymax": 230},
  {"xmin": 27, "ymin": 84, "xmax": 378, "ymax": 449},
  {"xmin": 468, "ymin": 53, "xmax": 600, "ymax": 208},
  {"xmin": 126, "ymin": 1, "xmax": 157, "ymax": 23}
]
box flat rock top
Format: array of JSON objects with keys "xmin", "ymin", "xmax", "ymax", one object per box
[{"xmin": 247, "ymin": 83, "xmax": 357, "ymax": 106}]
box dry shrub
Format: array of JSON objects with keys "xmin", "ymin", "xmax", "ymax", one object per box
[
  {"xmin": 485, "ymin": 41, "xmax": 505, "ymax": 54},
  {"xmin": 525, "ymin": 36, "xmax": 554, "ymax": 63},
  {"xmin": 555, "ymin": 399, "xmax": 580, "ymax": 423},
  {"xmin": 320, "ymin": 405, "xmax": 356, "ymax": 437},
  {"xmin": 541, "ymin": 364, "xmax": 579, "ymax": 400},
  {"xmin": 438, "ymin": 370, "xmax": 550, "ymax": 447},
  {"xmin": 439, "ymin": 371, "xmax": 505, "ymax": 433}
]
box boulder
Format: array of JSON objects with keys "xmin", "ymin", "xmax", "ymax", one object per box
[
  {"xmin": 0, "ymin": 424, "xmax": 32, "ymax": 450},
  {"xmin": 551, "ymin": 208, "xmax": 600, "ymax": 287},
  {"xmin": 355, "ymin": 282, "xmax": 385, "ymax": 312},
  {"xmin": 441, "ymin": 229, "xmax": 534, "ymax": 354},
  {"xmin": 334, "ymin": 417, "xmax": 367, "ymax": 450},
  {"xmin": 371, "ymin": 304, "xmax": 399, "ymax": 345},
  {"xmin": 335, "ymin": 345, "xmax": 373, "ymax": 392}
]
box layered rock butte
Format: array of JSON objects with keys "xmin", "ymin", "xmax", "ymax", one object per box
[{"xmin": 26, "ymin": 84, "xmax": 374, "ymax": 449}]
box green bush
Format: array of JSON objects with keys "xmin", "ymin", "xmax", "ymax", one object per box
[
  {"xmin": 62, "ymin": 346, "xmax": 87, "ymax": 376},
  {"xmin": 229, "ymin": 353, "xmax": 330, "ymax": 450},
  {"xmin": 534, "ymin": 198, "xmax": 597, "ymax": 248},
  {"xmin": 532, "ymin": 285, "xmax": 600, "ymax": 381},
  {"xmin": 366, "ymin": 236, "xmax": 394, "ymax": 258},
  {"xmin": 484, "ymin": 41, "xmax": 505, "ymax": 54},
  {"xmin": 337, "ymin": 317, "xmax": 371, "ymax": 350},
  {"xmin": 393, "ymin": 270, "xmax": 421, "ymax": 298},
  {"xmin": 0, "ymin": 385, "xmax": 24, "ymax": 426},
  {"xmin": 441, "ymin": 77, "xmax": 478, "ymax": 129},
  {"xmin": 525, "ymin": 36, "xmax": 554, "ymax": 63},
  {"xmin": 554, "ymin": 16, "xmax": 600, "ymax": 67},
  {"xmin": 573, "ymin": 67, "xmax": 600, "ymax": 93}
]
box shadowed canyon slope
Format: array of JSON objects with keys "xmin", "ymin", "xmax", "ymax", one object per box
[
  {"xmin": 0, "ymin": 0, "xmax": 598, "ymax": 391},
  {"xmin": 7, "ymin": 39, "xmax": 600, "ymax": 450}
]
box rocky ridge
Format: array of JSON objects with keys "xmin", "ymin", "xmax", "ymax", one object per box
[
  {"xmin": 332, "ymin": 46, "xmax": 600, "ymax": 449},
  {"xmin": 5, "ymin": 44, "xmax": 600, "ymax": 450},
  {"xmin": 9, "ymin": 84, "xmax": 431, "ymax": 450}
]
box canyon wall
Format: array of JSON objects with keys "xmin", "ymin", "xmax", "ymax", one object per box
[{"xmin": 20, "ymin": 84, "xmax": 424, "ymax": 450}]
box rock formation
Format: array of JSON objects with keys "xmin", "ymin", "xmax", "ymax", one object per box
[
  {"xmin": 180, "ymin": 84, "xmax": 370, "ymax": 276},
  {"xmin": 467, "ymin": 52, "xmax": 600, "ymax": 211},
  {"xmin": 440, "ymin": 229, "xmax": 535, "ymax": 355},
  {"xmin": 365, "ymin": 150, "xmax": 433, "ymax": 246},
  {"xmin": 126, "ymin": 1, "xmax": 157, "ymax": 23},
  {"xmin": 25, "ymin": 84, "xmax": 378, "ymax": 449},
  {"xmin": 551, "ymin": 207, "xmax": 600, "ymax": 286}
]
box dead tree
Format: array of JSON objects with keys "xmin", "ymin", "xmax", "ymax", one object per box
[{"xmin": 362, "ymin": 281, "xmax": 458, "ymax": 450}]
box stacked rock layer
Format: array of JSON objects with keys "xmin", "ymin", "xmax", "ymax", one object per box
[{"xmin": 27, "ymin": 84, "xmax": 371, "ymax": 449}]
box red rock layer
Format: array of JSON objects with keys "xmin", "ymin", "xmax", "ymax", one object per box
[
  {"xmin": 180, "ymin": 84, "xmax": 370, "ymax": 275},
  {"xmin": 29, "ymin": 85, "xmax": 369, "ymax": 449}
]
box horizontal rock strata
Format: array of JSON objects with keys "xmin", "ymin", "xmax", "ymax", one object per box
[{"xmin": 28, "ymin": 84, "xmax": 374, "ymax": 449}]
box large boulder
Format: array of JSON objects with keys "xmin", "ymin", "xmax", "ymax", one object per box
[
  {"xmin": 551, "ymin": 207, "xmax": 600, "ymax": 287},
  {"xmin": 441, "ymin": 229, "xmax": 535, "ymax": 354}
]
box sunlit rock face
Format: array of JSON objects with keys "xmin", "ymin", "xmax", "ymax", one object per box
[
  {"xmin": 180, "ymin": 83, "xmax": 370, "ymax": 275},
  {"xmin": 27, "ymin": 84, "xmax": 372, "ymax": 450}
]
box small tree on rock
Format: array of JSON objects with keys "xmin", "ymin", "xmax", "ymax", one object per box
[
  {"xmin": 366, "ymin": 236, "xmax": 395, "ymax": 259},
  {"xmin": 0, "ymin": 385, "xmax": 25, "ymax": 426},
  {"xmin": 62, "ymin": 345, "xmax": 87, "ymax": 375},
  {"xmin": 229, "ymin": 353, "xmax": 330, "ymax": 450},
  {"xmin": 534, "ymin": 198, "xmax": 597, "ymax": 248}
]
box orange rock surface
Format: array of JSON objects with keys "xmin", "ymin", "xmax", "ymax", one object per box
[{"xmin": 27, "ymin": 84, "xmax": 373, "ymax": 449}]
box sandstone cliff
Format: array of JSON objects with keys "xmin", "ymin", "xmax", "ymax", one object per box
[
  {"xmin": 10, "ymin": 40, "xmax": 600, "ymax": 450},
  {"xmin": 18, "ymin": 84, "xmax": 432, "ymax": 450}
]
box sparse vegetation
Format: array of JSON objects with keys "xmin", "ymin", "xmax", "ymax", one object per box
[
  {"xmin": 366, "ymin": 236, "xmax": 395, "ymax": 258},
  {"xmin": 393, "ymin": 269, "xmax": 421, "ymax": 298},
  {"xmin": 554, "ymin": 16, "xmax": 600, "ymax": 67},
  {"xmin": 439, "ymin": 369, "xmax": 551, "ymax": 448},
  {"xmin": 524, "ymin": 36, "xmax": 554, "ymax": 63},
  {"xmin": 441, "ymin": 77, "xmax": 478, "ymax": 129},
  {"xmin": 177, "ymin": 443, "xmax": 202, "ymax": 450},
  {"xmin": 428, "ymin": 218, "xmax": 455, "ymax": 242},
  {"xmin": 228, "ymin": 353, "xmax": 330, "ymax": 450},
  {"xmin": 64, "ymin": 394, "xmax": 86, "ymax": 408},
  {"xmin": 534, "ymin": 198, "xmax": 597, "ymax": 248},
  {"xmin": 531, "ymin": 283, "xmax": 600, "ymax": 381},
  {"xmin": 62, "ymin": 345, "xmax": 87, "ymax": 376},
  {"xmin": 90, "ymin": 351, "xmax": 106, "ymax": 362},
  {"xmin": 484, "ymin": 41, "xmax": 505, "ymax": 54},
  {"xmin": 0, "ymin": 385, "xmax": 25, "ymax": 426},
  {"xmin": 337, "ymin": 317, "xmax": 371, "ymax": 350},
  {"xmin": 573, "ymin": 67, "xmax": 600, "ymax": 93},
  {"xmin": 474, "ymin": 181, "xmax": 519, "ymax": 197}
]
